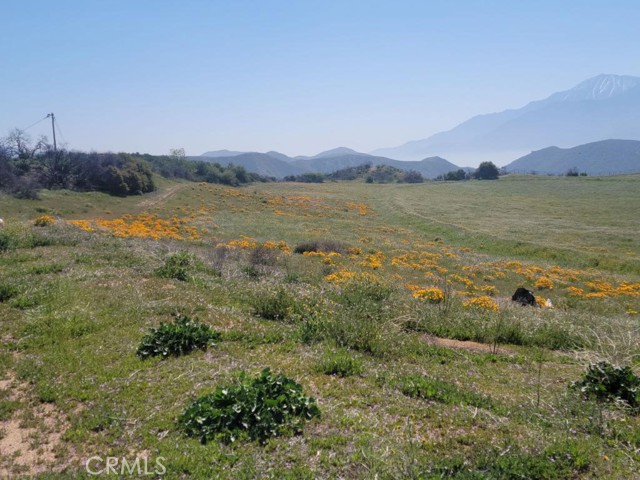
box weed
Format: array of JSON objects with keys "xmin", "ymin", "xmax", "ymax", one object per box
[
  {"xmin": 179, "ymin": 368, "xmax": 320, "ymax": 444},
  {"xmin": 316, "ymin": 350, "xmax": 363, "ymax": 377},
  {"xmin": 398, "ymin": 374, "xmax": 494, "ymax": 410},
  {"xmin": 136, "ymin": 314, "xmax": 220, "ymax": 359},
  {"xmin": 155, "ymin": 251, "xmax": 196, "ymax": 281},
  {"xmin": 570, "ymin": 361, "xmax": 640, "ymax": 410},
  {"xmin": 251, "ymin": 287, "xmax": 303, "ymax": 322},
  {"xmin": 0, "ymin": 283, "xmax": 18, "ymax": 302}
]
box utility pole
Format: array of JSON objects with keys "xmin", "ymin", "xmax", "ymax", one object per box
[{"xmin": 46, "ymin": 113, "xmax": 57, "ymax": 152}]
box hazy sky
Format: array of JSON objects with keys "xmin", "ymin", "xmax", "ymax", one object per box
[{"xmin": 2, "ymin": 0, "xmax": 639, "ymax": 157}]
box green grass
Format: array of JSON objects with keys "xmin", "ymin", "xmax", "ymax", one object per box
[{"xmin": 0, "ymin": 176, "xmax": 638, "ymax": 478}]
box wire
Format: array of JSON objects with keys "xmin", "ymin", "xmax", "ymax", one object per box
[
  {"xmin": 21, "ymin": 116, "xmax": 48, "ymax": 132},
  {"xmin": 54, "ymin": 117, "xmax": 67, "ymax": 146}
]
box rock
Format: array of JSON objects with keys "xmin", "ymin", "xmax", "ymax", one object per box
[{"xmin": 512, "ymin": 287, "xmax": 536, "ymax": 306}]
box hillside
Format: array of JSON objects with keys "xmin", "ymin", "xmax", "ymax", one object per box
[
  {"xmin": 1, "ymin": 177, "xmax": 639, "ymax": 478},
  {"xmin": 198, "ymin": 152, "xmax": 306, "ymax": 178},
  {"xmin": 504, "ymin": 139, "xmax": 640, "ymax": 175},
  {"xmin": 373, "ymin": 74, "xmax": 640, "ymax": 165},
  {"xmin": 200, "ymin": 148, "xmax": 461, "ymax": 179}
]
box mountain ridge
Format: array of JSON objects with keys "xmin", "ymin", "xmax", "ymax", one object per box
[{"xmin": 371, "ymin": 74, "xmax": 640, "ymax": 165}]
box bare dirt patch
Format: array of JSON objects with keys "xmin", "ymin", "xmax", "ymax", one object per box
[
  {"xmin": 422, "ymin": 334, "xmax": 514, "ymax": 355},
  {"xmin": 0, "ymin": 373, "xmax": 77, "ymax": 477}
]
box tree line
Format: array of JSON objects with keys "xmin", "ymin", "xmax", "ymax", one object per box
[{"xmin": 0, "ymin": 130, "xmax": 266, "ymax": 199}]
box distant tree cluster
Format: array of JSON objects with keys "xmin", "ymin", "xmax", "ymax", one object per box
[
  {"xmin": 284, "ymin": 163, "xmax": 424, "ymax": 184},
  {"xmin": 138, "ymin": 150, "xmax": 267, "ymax": 186},
  {"xmin": 436, "ymin": 168, "xmax": 470, "ymax": 181},
  {"xmin": 0, "ymin": 129, "xmax": 268, "ymax": 199},
  {"xmin": 0, "ymin": 129, "xmax": 154, "ymax": 198}
]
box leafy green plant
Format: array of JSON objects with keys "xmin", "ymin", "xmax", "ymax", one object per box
[
  {"xmin": 316, "ymin": 350, "xmax": 363, "ymax": 377},
  {"xmin": 136, "ymin": 314, "xmax": 220, "ymax": 359},
  {"xmin": 571, "ymin": 361, "xmax": 640, "ymax": 410},
  {"xmin": 155, "ymin": 251, "xmax": 195, "ymax": 281},
  {"xmin": 178, "ymin": 368, "xmax": 320, "ymax": 444}
]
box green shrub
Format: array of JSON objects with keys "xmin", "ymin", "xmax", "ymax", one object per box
[
  {"xmin": 0, "ymin": 231, "xmax": 11, "ymax": 252},
  {"xmin": 155, "ymin": 251, "xmax": 195, "ymax": 281},
  {"xmin": 316, "ymin": 350, "xmax": 363, "ymax": 377},
  {"xmin": 178, "ymin": 368, "xmax": 320, "ymax": 444},
  {"xmin": 251, "ymin": 287, "xmax": 303, "ymax": 322},
  {"xmin": 571, "ymin": 361, "xmax": 640, "ymax": 410},
  {"xmin": 136, "ymin": 314, "xmax": 220, "ymax": 359},
  {"xmin": 0, "ymin": 283, "xmax": 18, "ymax": 303},
  {"xmin": 398, "ymin": 374, "xmax": 494, "ymax": 410}
]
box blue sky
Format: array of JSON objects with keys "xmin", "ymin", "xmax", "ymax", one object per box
[{"xmin": 1, "ymin": 0, "xmax": 639, "ymax": 157}]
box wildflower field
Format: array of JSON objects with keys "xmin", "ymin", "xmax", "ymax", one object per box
[{"xmin": 0, "ymin": 174, "xmax": 639, "ymax": 478}]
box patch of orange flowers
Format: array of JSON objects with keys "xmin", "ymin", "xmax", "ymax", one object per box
[{"xmin": 68, "ymin": 213, "xmax": 201, "ymax": 240}]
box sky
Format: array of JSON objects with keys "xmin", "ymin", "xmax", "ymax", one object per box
[{"xmin": 2, "ymin": 0, "xmax": 640, "ymax": 157}]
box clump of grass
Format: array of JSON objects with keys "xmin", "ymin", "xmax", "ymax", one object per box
[
  {"xmin": 324, "ymin": 278, "xmax": 399, "ymax": 356},
  {"xmin": 316, "ymin": 350, "xmax": 363, "ymax": 377},
  {"xmin": 398, "ymin": 374, "xmax": 494, "ymax": 410},
  {"xmin": 251, "ymin": 287, "xmax": 303, "ymax": 322},
  {"xmin": 155, "ymin": 251, "xmax": 196, "ymax": 281},
  {"xmin": 179, "ymin": 368, "xmax": 320, "ymax": 444},
  {"xmin": 570, "ymin": 361, "xmax": 640, "ymax": 410},
  {"xmin": 0, "ymin": 283, "xmax": 18, "ymax": 303},
  {"xmin": 427, "ymin": 440, "xmax": 592, "ymax": 479},
  {"xmin": 136, "ymin": 314, "xmax": 220, "ymax": 359},
  {"xmin": 294, "ymin": 240, "xmax": 350, "ymax": 255}
]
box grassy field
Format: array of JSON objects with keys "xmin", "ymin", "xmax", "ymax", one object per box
[{"xmin": 0, "ymin": 175, "xmax": 639, "ymax": 479}]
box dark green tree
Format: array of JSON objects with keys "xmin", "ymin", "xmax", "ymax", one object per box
[{"xmin": 474, "ymin": 161, "xmax": 499, "ymax": 180}]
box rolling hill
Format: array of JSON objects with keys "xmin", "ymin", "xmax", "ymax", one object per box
[
  {"xmin": 504, "ymin": 139, "xmax": 640, "ymax": 175},
  {"xmin": 199, "ymin": 148, "xmax": 461, "ymax": 179}
]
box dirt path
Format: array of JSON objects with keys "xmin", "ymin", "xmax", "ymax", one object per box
[
  {"xmin": 137, "ymin": 183, "xmax": 187, "ymax": 210},
  {"xmin": 423, "ymin": 334, "xmax": 514, "ymax": 355}
]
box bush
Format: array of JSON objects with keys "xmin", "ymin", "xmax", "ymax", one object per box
[
  {"xmin": 33, "ymin": 215, "xmax": 55, "ymax": 227},
  {"xmin": 316, "ymin": 350, "xmax": 363, "ymax": 377},
  {"xmin": 294, "ymin": 240, "xmax": 349, "ymax": 255},
  {"xmin": 136, "ymin": 314, "xmax": 220, "ymax": 359},
  {"xmin": 178, "ymin": 368, "xmax": 320, "ymax": 444},
  {"xmin": 155, "ymin": 251, "xmax": 195, "ymax": 281},
  {"xmin": 249, "ymin": 245, "xmax": 279, "ymax": 266},
  {"xmin": 251, "ymin": 287, "xmax": 305, "ymax": 322},
  {"xmin": 571, "ymin": 361, "xmax": 640, "ymax": 410}
]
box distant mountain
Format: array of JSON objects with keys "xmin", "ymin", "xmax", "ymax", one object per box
[
  {"xmin": 198, "ymin": 147, "xmax": 460, "ymax": 179},
  {"xmin": 372, "ymin": 74, "xmax": 640, "ymax": 165},
  {"xmin": 504, "ymin": 139, "xmax": 640, "ymax": 175},
  {"xmin": 290, "ymin": 150, "xmax": 459, "ymax": 179},
  {"xmin": 200, "ymin": 152, "xmax": 305, "ymax": 178},
  {"xmin": 201, "ymin": 149, "xmax": 247, "ymax": 158}
]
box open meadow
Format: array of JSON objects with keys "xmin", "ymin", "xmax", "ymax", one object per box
[{"xmin": 0, "ymin": 174, "xmax": 639, "ymax": 479}]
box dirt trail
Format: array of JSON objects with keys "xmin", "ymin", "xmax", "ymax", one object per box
[
  {"xmin": 423, "ymin": 334, "xmax": 514, "ymax": 355},
  {"xmin": 137, "ymin": 183, "xmax": 187, "ymax": 210}
]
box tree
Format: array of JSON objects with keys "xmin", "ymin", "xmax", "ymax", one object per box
[{"xmin": 473, "ymin": 161, "xmax": 499, "ymax": 180}]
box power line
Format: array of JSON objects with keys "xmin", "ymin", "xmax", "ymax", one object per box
[
  {"xmin": 54, "ymin": 117, "xmax": 67, "ymax": 146},
  {"xmin": 21, "ymin": 115, "xmax": 48, "ymax": 132}
]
